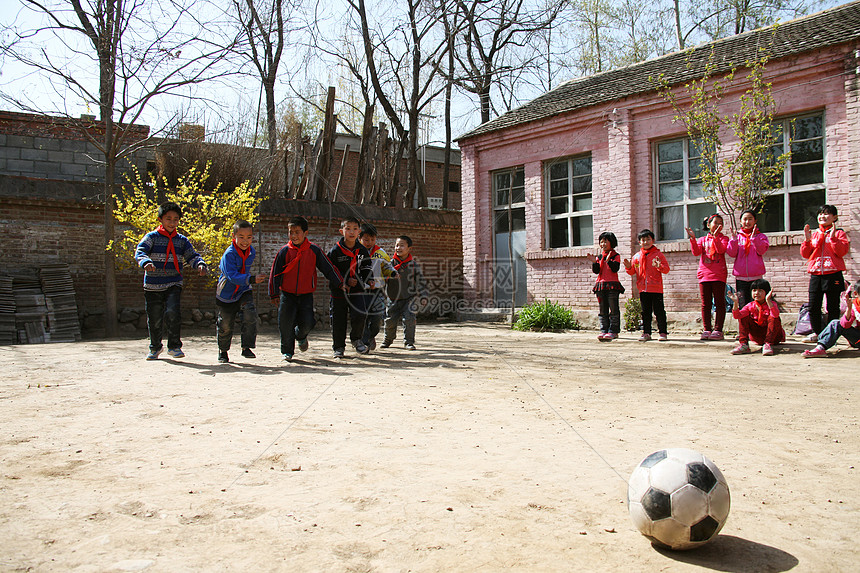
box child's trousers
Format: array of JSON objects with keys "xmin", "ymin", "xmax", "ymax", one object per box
[
  {"xmin": 738, "ymin": 315, "xmax": 785, "ymax": 346},
  {"xmin": 808, "ymin": 272, "xmax": 845, "ymax": 334},
  {"xmin": 145, "ymin": 285, "xmax": 182, "ymax": 352},
  {"xmin": 279, "ymin": 292, "xmax": 315, "ymax": 355},
  {"xmin": 699, "ymin": 281, "xmax": 726, "ymax": 332},
  {"xmin": 639, "ymin": 292, "xmax": 667, "ymax": 335},
  {"xmin": 817, "ymin": 319, "xmax": 860, "ymax": 350},
  {"xmin": 597, "ymin": 291, "xmax": 620, "ymax": 334},
  {"xmin": 216, "ymin": 291, "xmax": 257, "ymax": 352},
  {"xmin": 384, "ymin": 297, "xmax": 416, "ymax": 345}
]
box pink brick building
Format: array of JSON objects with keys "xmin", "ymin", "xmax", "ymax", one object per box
[{"xmin": 457, "ymin": 2, "xmax": 860, "ymax": 322}]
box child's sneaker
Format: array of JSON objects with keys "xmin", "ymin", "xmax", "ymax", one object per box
[
  {"xmin": 700, "ymin": 331, "xmax": 711, "ymax": 340},
  {"xmin": 297, "ymin": 338, "xmax": 309, "ymax": 352},
  {"xmin": 405, "ymin": 343, "xmax": 416, "ymax": 350},
  {"xmin": 731, "ymin": 342, "xmax": 751, "ymax": 355},
  {"xmin": 802, "ymin": 345, "xmax": 827, "ymax": 358},
  {"xmin": 658, "ymin": 333, "xmax": 668, "ymax": 342},
  {"xmin": 608, "ymin": 333, "xmax": 619, "ymax": 340},
  {"xmin": 218, "ymin": 351, "xmax": 229, "ymax": 363},
  {"xmin": 354, "ymin": 341, "xmax": 369, "ymax": 354},
  {"xmin": 368, "ymin": 338, "xmax": 377, "ymax": 351},
  {"xmin": 380, "ymin": 340, "xmax": 392, "ymax": 348},
  {"xmin": 597, "ymin": 333, "xmax": 609, "ymax": 341},
  {"xmin": 146, "ymin": 348, "xmax": 162, "ymax": 360},
  {"xmin": 333, "ymin": 348, "xmax": 345, "ymax": 359},
  {"xmin": 167, "ymin": 348, "xmax": 185, "ymax": 358},
  {"xmin": 241, "ymin": 348, "xmax": 256, "ymax": 358},
  {"xmin": 283, "ymin": 353, "xmax": 293, "ymax": 362},
  {"xmin": 762, "ymin": 343, "xmax": 774, "ymax": 356},
  {"xmin": 802, "ymin": 333, "xmax": 819, "ymax": 343},
  {"xmin": 638, "ymin": 333, "xmax": 651, "ymax": 342},
  {"xmin": 709, "ymin": 331, "xmax": 724, "ymax": 341}
]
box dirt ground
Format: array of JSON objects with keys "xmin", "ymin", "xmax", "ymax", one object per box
[{"xmin": 1, "ymin": 323, "xmax": 858, "ymax": 572}]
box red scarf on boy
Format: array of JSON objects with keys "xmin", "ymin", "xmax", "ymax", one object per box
[
  {"xmin": 337, "ymin": 242, "xmax": 359, "ymax": 279},
  {"xmin": 392, "ymin": 253, "xmax": 413, "ymax": 272},
  {"xmin": 231, "ymin": 240, "xmax": 251, "ymax": 296},
  {"xmin": 637, "ymin": 247, "xmax": 655, "ymax": 280},
  {"xmin": 157, "ymin": 225, "xmax": 181, "ymax": 272}
]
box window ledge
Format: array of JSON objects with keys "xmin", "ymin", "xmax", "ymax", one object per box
[{"xmin": 525, "ymin": 247, "xmax": 594, "ymax": 260}]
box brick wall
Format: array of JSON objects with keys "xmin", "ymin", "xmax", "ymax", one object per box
[
  {"xmin": 458, "ymin": 44, "xmax": 860, "ymax": 321},
  {"xmin": 0, "ymin": 175, "xmax": 463, "ymax": 335}
]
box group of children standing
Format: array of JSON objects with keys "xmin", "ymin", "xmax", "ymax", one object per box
[
  {"xmin": 589, "ymin": 204, "xmax": 856, "ymax": 357},
  {"xmin": 135, "ymin": 204, "xmax": 426, "ymax": 363}
]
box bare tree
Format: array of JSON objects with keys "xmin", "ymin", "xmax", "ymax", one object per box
[{"xmin": 2, "ymin": 0, "xmax": 235, "ymax": 336}]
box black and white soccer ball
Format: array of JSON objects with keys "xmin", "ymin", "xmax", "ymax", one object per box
[{"xmin": 628, "ymin": 448, "xmax": 730, "ymax": 550}]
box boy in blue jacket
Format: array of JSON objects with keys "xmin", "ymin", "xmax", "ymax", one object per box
[
  {"xmin": 135, "ymin": 202, "xmax": 207, "ymax": 360},
  {"xmin": 268, "ymin": 216, "xmax": 343, "ymax": 361},
  {"xmin": 215, "ymin": 220, "xmax": 266, "ymax": 363}
]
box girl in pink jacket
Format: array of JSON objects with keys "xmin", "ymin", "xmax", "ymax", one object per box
[
  {"xmin": 726, "ymin": 209, "xmax": 769, "ymax": 309},
  {"xmin": 799, "ymin": 204, "xmax": 850, "ymax": 343},
  {"xmin": 686, "ymin": 213, "xmax": 729, "ymax": 341},
  {"xmin": 803, "ymin": 281, "xmax": 860, "ymax": 358}
]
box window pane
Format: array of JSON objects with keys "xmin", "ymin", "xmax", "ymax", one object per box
[
  {"xmin": 550, "ymin": 179, "xmax": 567, "ymax": 197},
  {"xmin": 573, "ymin": 215, "xmax": 593, "ymax": 247},
  {"xmin": 659, "ymin": 161, "xmax": 683, "ymax": 183},
  {"xmin": 512, "ymin": 169, "xmax": 525, "ymax": 188},
  {"xmin": 791, "ymin": 162, "xmax": 824, "ymax": 186},
  {"xmin": 789, "ymin": 189, "xmax": 826, "ymax": 231},
  {"xmin": 573, "ymin": 156, "xmax": 592, "ymax": 176},
  {"xmin": 658, "ymin": 206, "xmax": 684, "ymax": 241},
  {"xmin": 658, "ymin": 141, "xmax": 683, "ymax": 162},
  {"xmin": 792, "ymin": 115, "xmax": 823, "ymax": 140},
  {"xmin": 495, "ymin": 172, "xmax": 510, "ymax": 191},
  {"xmin": 512, "ymin": 185, "xmax": 525, "ymax": 204},
  {"xmin": 496, "ymin": 189, "xmax": 509, "ymax": 206},
  {"xmin": 688, "ymin": 157, "xmax": 703, "ymax": 179},
  {"xmin": 549, "ymin": 162, "xmax": 568, "ymax": 179},
  {"xmin": 550, "ymin": 197, "xmax": 568, "ymax": 214},
  {"xmin": 494, "ymin": 210, "xmax": 509, "ymax": 233},
  {"xmin": 687, "ymin": 203, "xmax": 716, "ymax": 236},
  {"xmin": 689, "ymin": 181, "xmax": 706, "ymax": 199},
  {"xmin": 758, "ymin": 194, "xmax": 785, "ymax": 233},
  {"xmin": 572, "ymin": 175, "xmax": 592, "ymax": 194},
  {"xmin": 791, "ymin": 139, "xmax": 823, "ymax": 163},
  {"xmin": 659, "ymin": 182, "xmax": 684, "ymax": 203},
  {"xmin": 511, "ymin": 207, "xmax": 526, "ymax": 231},
  {"xmin": 573, "ymin": 195, "xmax": 592, "ymax": 211},
  {"xmin": 549, "ymin": 218, "xmax": 569, "ymax": 248}
]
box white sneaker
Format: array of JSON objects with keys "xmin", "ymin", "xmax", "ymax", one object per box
[{"xmin": 802, "ymin": 333, "xmax": 818, "ymax": 344}]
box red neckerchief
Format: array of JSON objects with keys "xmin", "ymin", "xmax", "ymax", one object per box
[
  {"xmin": 753, "ymin": 300, "xmax": 770, "ymax": 327},
  {"xmin": 275, "ymin": 239, "xmax": 311, "ymax": 277},
  {"xmin": 337, "ymin": 241, "xmax": 359, "ymax": 279},
  {"xmin": 738, "ymin": 226, "xmax": 756, "ymax": 255},
  {"xmin": 810, "ymin": 224, "xmax": 832, "ymax": 261},
  {"xmin": 637, "ymin": 247, "xmax": 655, "ymax": 280},
  {"xmin": 369, "ymin": 245, "xmax": 380, "ymax": 257},
  {"xmin": 853, "ymin": 297, "xmax": 860, "ymax": 322},
  {"xmin": 157, "ymin": 225, "xmax": 181, "ymax": 273},
  {"xmin": 705, "ymin": 233, "xmax": 720, "ymax": 260},
  {"xmin": 392, "ymin": 253, "xmax": 413, "ymax": 271},
  {"xmin": 231, "ymin": 240, "xmax": 251, "ymax": 296}
]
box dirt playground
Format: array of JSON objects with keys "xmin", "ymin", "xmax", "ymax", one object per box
[{"xmin": 1, "ymin": 323, "xmax": 857, "ymax": 572}]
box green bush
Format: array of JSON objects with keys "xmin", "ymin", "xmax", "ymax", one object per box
[
  {"xmin": 623, "ymin": 297, "xmax": 642, "ymax": 331},
  {"xmin": 513, "ymin": 300, "xmax": 580, "ymax": 332}
]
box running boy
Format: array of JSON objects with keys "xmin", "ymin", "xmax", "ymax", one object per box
[
  {"xmin": 268, "ymin": 216, "xmax": 343, "ymax": 361},
  {"xmin": 326, "ymin": 217, "xmax": 372, "ymax": 358},
  {"xmin": 215, "ymin": 220, "xmax": 266, "ymax": 363},
  {"xmin": 135, "ymin": 201, "xmax": 207, "ymax": 360},
  {"xmin": 358, "ymin": 223, "xmax": 397, "ymax": 352},
  {"xmin": 623, "ymin": 229, "xmax": 670, "ymax": 342},
  {"xmin": 383, "ymin": 235, "xmax": 428, "ymax": 350}
]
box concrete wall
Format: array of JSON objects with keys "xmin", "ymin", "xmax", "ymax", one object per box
[{"xmin": 459, "ymin": 44, "xmax": 860, "ymax": 324}]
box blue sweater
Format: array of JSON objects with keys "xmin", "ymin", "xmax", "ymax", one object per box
[
  {"xmin": 135, "ymin": 229, "xmax": 206, "ymax": 291},
  {"xmin": 215, "ymin": 244, "xmax": 257, "ymax": 303}
]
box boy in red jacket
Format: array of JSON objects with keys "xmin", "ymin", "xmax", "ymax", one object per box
[
  {"xmin": 269, "ymin": 216, "xmax": 343, "ymax": 361},
  {"xmin": 799, "ymin": 205, "xmax": 850, "ymax": 343},
  {"xmin": 624, "ymin": 229, "xmax": 670, "ymax": 342}
]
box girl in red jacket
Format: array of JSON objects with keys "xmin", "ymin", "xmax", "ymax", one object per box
[
  {"xmin": 800, "ymin": 204, "xmax": 850, "ymax": 343},
  {"xmin": 624, "ymin": 229, "xmax": 670, "ymax": 342},
  {"xmin": 686, "ymin": 213, "xmax": 729, "ymax": 341},
  {"xmin": 587, "ymin": 231, "xmax": 624, "ymax": 341}
]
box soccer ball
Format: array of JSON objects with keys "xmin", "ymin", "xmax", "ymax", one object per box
[{"xmin": 627, "ymin": 448, "xmax": 730, "ymax": 550}]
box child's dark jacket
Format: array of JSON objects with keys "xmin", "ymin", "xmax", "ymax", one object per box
[
  {"xmin": 386, "ymin": 256, "xmax": 428, "ymax": 301},
  {"xmin": 268, "ymin": 240, "xmax": 342, "ymax": 297},
  {"xmin": 326, "ymin": 239, "xmax": 372, "ymax": 298}
]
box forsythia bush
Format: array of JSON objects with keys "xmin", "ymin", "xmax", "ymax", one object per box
[
  {"xmin": 512, "ymin": 300, "xmax": 580, "ymax": 332},
  {"xmin": 109, "ymin": 162, "xmax": 266, "ymax": 279}
]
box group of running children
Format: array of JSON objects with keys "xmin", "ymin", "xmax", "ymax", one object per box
[
  {"xmin": 135, "ymin": 203, "xmax": 426, "ymax": 363},
  {"xmin": 589, "ymin": 204, "xmax": 858, "ymax": 357},
  {"xmin": 135, "ymin": 201, "xmax": 857, "ymax": 362}
]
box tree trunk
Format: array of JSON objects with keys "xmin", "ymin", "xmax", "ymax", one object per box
[{"xmin": 264, "ymin": 78, "xmax": 278, "ymax": 155}]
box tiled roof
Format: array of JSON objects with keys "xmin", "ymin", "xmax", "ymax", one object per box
[{"xmin": 457, "ymin": 0, "xmax": 860, "ymax": 141}]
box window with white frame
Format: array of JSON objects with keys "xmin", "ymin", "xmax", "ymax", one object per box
[
  {"xmin": 655, "ymin": 138, "xmax": 715, "ymax": 241},
  {"xmin": 758, "ymin": 112, "xmax": 826, "ymax": 233},
  {"xmin": 546, "ymin": 155, "xmax": 593, "ymax": 248},
  {"xmin": 493, "ymin": 168, "xmax": 525, "ymax": 233}
]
